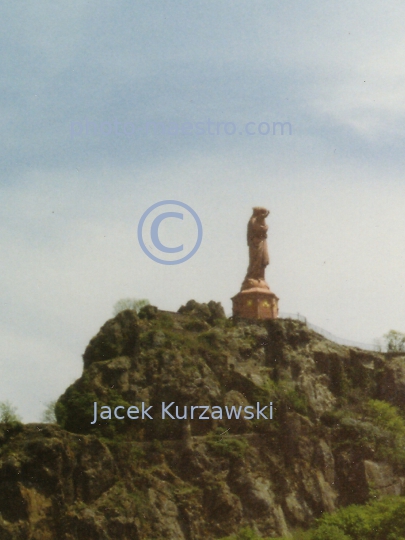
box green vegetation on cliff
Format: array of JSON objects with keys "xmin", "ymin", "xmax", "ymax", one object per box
[{"xmin": 223, "ymin": 496, "xmax": 405, "ymax": 539}]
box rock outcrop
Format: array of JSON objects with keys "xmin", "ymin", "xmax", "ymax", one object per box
[{"xmin": 1, "ymin": 301, "xmax": 405, "ymax": 539}]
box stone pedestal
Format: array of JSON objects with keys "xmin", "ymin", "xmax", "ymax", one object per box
[{"xmin": 231, "ymin": 288, "xmax": 279, "ymax": 320}]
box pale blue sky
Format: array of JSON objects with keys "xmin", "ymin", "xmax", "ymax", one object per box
[{"xmin": 1, "ymin": 1, "xmax": 405, "ymax": 421}]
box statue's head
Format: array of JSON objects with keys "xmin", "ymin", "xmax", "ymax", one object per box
[{"xmin": 252, "ymin": 207, "xmax": 269, "ymax": 218}]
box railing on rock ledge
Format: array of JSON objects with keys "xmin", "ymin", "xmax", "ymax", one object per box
[{"xmin": 278, "ymin": 312, "xmax": 383, "ymax": 352}]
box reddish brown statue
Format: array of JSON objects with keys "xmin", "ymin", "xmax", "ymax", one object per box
[
  {"xmin": 242, "ymin": 207, "xmax": 270, "ymax": 291},
  {"xmin": 232, "ymin": 207, "xmax": 279, "ymax": 319}
]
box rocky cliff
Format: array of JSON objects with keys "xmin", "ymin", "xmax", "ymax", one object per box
[{"xmin": 1, "ymin": 301, "xmax": 405, "ymax": 539}]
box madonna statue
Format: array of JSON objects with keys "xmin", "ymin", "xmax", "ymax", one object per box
[{"xmin": 241, "ymin": 207, "xmax": 270, "ymax": 291}]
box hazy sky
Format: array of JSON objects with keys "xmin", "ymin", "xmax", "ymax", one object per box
[{"xmin": 1, "ymin": 1, "xmax": 405, "ymax": 421}]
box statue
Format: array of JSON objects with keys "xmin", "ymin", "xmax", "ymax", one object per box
[
  {"xmin": 232, "ymin": 207, "xmax": 279, "ymax": 319},
  {"xmin": 242, "ymin": 207, "xmax": 270, "ymax": 291}
]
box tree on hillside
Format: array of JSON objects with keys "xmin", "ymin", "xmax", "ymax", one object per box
[
  {"xmin": 0, "ymin": 401, "xmax": 22, "ymax": 423},
  {"xmin": 384, "ymin": 330, "xmax": 405, "ymax": 352},
  {"xmin": 113, "ymin": 298, "xmax": 150, "ymax": 316},
  {"xmin": 41, "ymin": 400, "xmax": 57, "ymax": 423}
]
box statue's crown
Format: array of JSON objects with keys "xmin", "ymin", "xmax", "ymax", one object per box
[{"xmin": 252, "ymin": 207, "xmax": 269, "ymax": 216}]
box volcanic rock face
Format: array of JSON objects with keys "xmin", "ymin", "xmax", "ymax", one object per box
[{"xmin": 1, "ymin": 301, "xmax": 405, "ymax": 539}]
